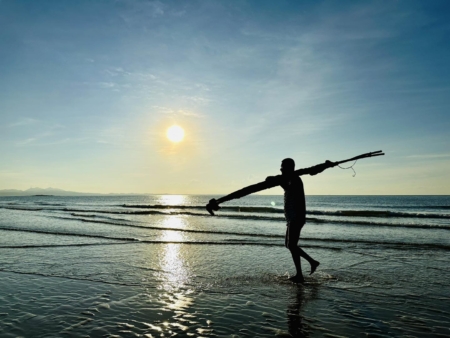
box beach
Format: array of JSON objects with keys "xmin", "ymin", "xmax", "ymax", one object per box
[{"xmin": 0, "ymin": 195, "xmax": 449, "ymax": 337}]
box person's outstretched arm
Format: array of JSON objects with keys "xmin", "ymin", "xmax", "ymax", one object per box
[
  {"xmin": 295, "ymin": 160, "xmax": 336, "ymax": 176},
  {"xmin": 206, "ymin": 160, "xmax": 336, "ymax": 215}
]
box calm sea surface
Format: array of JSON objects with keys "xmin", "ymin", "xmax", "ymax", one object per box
[{"xmin": 0, "ymin": 195, "xmax": 449, "ymax": 337}]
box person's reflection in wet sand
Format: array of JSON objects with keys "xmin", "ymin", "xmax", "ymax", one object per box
[{"xmin": 286, "ymin": 284, "xmax": 319, "ymax": 337}]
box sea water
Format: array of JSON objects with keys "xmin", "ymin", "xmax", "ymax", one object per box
[{"xmin": 0, "ymin": 195, "xmax": 449, "ymax": 337}]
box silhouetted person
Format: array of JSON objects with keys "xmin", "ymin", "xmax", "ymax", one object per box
[
  {"xmin": 206, "ymin": 158, "xmax": 335, "ymax": 283},
  {"xmin": 206, "ymin": 151, "xmax": 384, "ymax": 282},
  {"xmin": 266, "ymin": 158, "xmax": 320, "ymax": 283}
]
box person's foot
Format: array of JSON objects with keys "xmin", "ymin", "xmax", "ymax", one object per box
[
  {"xmin": 310, "ymin": 260, "xmax": 320, "ymax": 275},
  {"xmin": 289, "ymin": 275, "xmax": 305, "ymax": 284}
]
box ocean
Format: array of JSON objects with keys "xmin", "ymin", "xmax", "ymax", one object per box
[{"xmin": 0, "ymin": 195, "xmax": 449, "ymax": 337}]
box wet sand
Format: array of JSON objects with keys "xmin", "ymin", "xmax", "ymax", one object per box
[{"xmin": 1, "ymin": 242, "xmax": 449, "ymax": 337}]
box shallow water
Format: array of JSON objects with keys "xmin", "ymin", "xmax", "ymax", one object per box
[{"xmin": 0, "ymin": 195, "xmax": 449, "ymax": 337}]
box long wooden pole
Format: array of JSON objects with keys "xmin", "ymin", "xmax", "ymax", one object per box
[{"xmin": 206, "ymin": 150, "xmax": 384, "ymax": 215}]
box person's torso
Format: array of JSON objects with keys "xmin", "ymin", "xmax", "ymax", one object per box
[{"xmin": 282, "ymin": 176, "xmax": 306, "ymax": 224}]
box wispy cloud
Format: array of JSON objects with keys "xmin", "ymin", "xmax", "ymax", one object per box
[
  {"xmin": 151, "ymin": 106, "xmax": 204, "ymax": 118},
  {"xmin": 8, "ymin": 118, "xmax": 38, "ymax": 128},
  {"xmin": 17, "ymin": 137, "xmax": 38, "ymax": 145},
  {"xmin": 118, "ymin": 0, "xmax": 165, "ymax": 26},
  {"xmin": 104, "ymin": 67, "xmax": 132, "ymax": 77},
  {"xmin": 406, "ymin": 153, "xmax": 450, "ymax": 159},
  {"xmin": 16, "ymin": 137, "xmax": 89, "ymax": 147},
  {"xmin": 16, "ymin": 131, "xmax": 53, "ymax": 146},
  {"xmin": 14, "ymin": 123, "xmax": 66, "ymax": 146},
  {"xmin": 98, "ymin": 82, "xmax": 116, "ymax": 88}
]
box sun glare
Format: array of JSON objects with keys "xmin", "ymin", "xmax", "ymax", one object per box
[{"xmin": 167, "ymin": 125, "xmax": 185, "ymax": 143}]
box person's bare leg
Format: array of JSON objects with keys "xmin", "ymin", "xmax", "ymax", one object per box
[
  {"xmin": 288, "ymin": 247, "xmax": 305, "ymax": 283},
  {"xmin": 288, "ymin": 225, "xmax": 320, "ymax": 276},
  {"xmin": 286, "ymin": 226, "xmax": 304, "ymax": 283},
  {"xmin": 297, "ymin": 246, "xmax": 320, "ymax": 275},
  {"xmin": 286, "ymin": 224, "xmax": 319, "ymax": 282}
]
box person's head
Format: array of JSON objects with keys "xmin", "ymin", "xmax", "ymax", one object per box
[{"xmin": 280, "ymin": 158, "xmax": 295, "ymax": 176}]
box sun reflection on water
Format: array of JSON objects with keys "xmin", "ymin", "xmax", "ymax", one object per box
[
  {"xmin": 161, "ymin": 216, "xmax": 186, "ymax": 246},
  {"xmin": 158, "ymin": 195, "xmax": 186, "ymax": 206},
  {"xmin": 157, "ymin": 216, "xmax": 193, "ymax": 312},
  {"xmin": 160, "ymin": 217, "xmax": 188, "ymax": 283}
]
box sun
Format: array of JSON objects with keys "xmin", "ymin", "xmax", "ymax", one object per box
[{"xmin": 166, "ymin": 125, "xmax": 185, "ymax": 143}]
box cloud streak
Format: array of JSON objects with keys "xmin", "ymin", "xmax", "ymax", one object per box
[
  {"xmin": 8, "ymin": 118, "xmax": 38, "ymax": 128},
  {"xmin": 406, "ymin": 153, "xmax": 450, "ymax": 159}
]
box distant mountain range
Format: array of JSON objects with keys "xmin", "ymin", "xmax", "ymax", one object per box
[{"xmin": 0, "ymin": 187, "xmax": 103, "ymax": 196}]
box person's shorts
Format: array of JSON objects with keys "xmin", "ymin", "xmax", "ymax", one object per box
[{"xmin": 285, "ymin": 219, "xmax": 304, "ymax": 248}]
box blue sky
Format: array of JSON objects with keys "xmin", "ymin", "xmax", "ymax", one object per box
[{"xmin": 1, "ymin": 0, "xmax": 449, "ymax": 194}]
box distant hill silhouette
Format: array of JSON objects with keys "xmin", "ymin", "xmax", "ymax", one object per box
[{"xmin": 0, "ymin": 187, "xmax": 100, "ymax": 196}]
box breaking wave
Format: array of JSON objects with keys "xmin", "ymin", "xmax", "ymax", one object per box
[
  {"xmin": 120, "ymin": 204, "xmax": 450, "ymax": 219},
  {"xmin": 1, "ymin": 225, "xmax": 448, "ymax": 251},
  {"xmin": 1, "ymin": 205, "xmax": 449, "ymax": 229}
]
